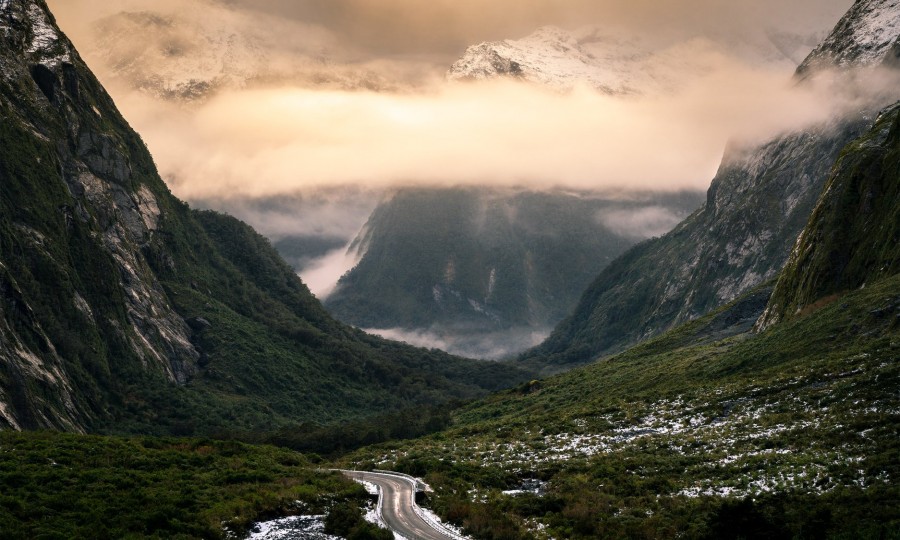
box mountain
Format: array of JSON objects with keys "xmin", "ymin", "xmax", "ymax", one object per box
[
  {"xmin": 448, "ymin": 25, "xmax": 821, "ymax": 93},
  {"xmin": 88, "ymin": 4, "xmax": 401, "ymax": 103},
  {"xmin": 448, "ymin": 26, "xmax": 660, "ymax": 94},
  {"xmin": 323, "ymin": 188, "xmax": 702, "ymax": 358},
  {"xmin": 797, "ymin": 0, "xmax": 900, "ymax": 75},
  {"xmin": 342, "ymin": 102, "xmax": 900, "ymax": 540},
  {"xmin": 90, "ymin": 9, "xmax": 267, "ymax": 102},
  {"xmin": 0, "ymin": 0, "xmax": 529, "ymax": 433},
  {"xmin": 520, "ymin": 0, "xmax": 900, "ymax": 371},
  {"xmin": 759, "ymin": 100, "xmax": 900, "ymax": 329}
]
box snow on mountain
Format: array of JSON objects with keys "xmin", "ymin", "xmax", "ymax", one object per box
[
  {"xmin": 88, "ymin": 4, "xmax": 397, "ymax": 103},
  {"xmin": 448, "ymin": 26, "xmax": 661, "ymax": 95},
  {"xmin": 0, "ymin": 1, "xmax": 70, "ymax": 69},
  {"xmin": 91, "ymin": 9, "xmax": 271, "ymax": 102},
  {"xmin": 798, "ymin": 0, "xmax": 900, "ymax": 74},
  {"xmin": 448, "ymin": 25, "xmax": 821, "ymax": 94}
]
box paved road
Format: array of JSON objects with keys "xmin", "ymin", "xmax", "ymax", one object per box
[{"xmin": 342, "ymin": 470, "xmax": 459, "ymax": 540}]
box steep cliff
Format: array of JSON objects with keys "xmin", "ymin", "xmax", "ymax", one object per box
[{"xmin": 758, "ymin": 101, "xmax": 900, "ymax": 328}]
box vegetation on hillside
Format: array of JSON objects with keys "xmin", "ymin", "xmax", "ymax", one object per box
[
  {"xmin": 338, "ymin": 103, "xmax": 900, "ymax": 539},
  {"xmin": 761, "ymin": 102, "xmax": 900, "ymax": 327},
  {"xmin": 0, "ymin": 431, "xmax": 371, "ymax": 539},
  {"xmin": 343, "ymin": 273, "xmax": 900, "ymax": 539}
]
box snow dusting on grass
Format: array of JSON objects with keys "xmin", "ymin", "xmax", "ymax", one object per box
[
  {"xmin": 245, "ymin": 515, "xmax": 339, "ymax": 540},
  {"xmin": 365, "ymin": 351, "xmax": 897, "ymax": 500}
]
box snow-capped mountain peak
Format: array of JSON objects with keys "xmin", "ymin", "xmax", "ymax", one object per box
[
  {"xmin": 798, "ymin": 0, "xmax": 900, "ymax": 74},
  {"xmin": 448, "ymin": 25, "xmax": 652, "ymax": 95},
  {"xmin": 448, "ymin": 24, "xmax": 821, "ymax": 95}
]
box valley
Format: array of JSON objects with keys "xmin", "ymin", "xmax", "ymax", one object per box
[
  {"xmin": 324, "ymin": 187, "xmax": 702, "ymax": 358},
  {"xmin": 1, "ymin": 0, "xmax": 898, "ymax": 538}
]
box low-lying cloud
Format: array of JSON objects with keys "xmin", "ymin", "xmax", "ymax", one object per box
[
  {"xmin": 598, "ymin": 206, "xmax": 687, "ymax": 239},
  {"xmin": 299, "ymin": 244, "xmax": 362, "ymax": 299},
  {"xmin": 110, "ymin": 63, "xmax": 895, "ymax": 200},
  {"xmin": 192, "ymin": 189, "xmax": 379, "ymax": 240},
  {"xmin": 46, "ymin": 0, "xmax": 889, "ymax": 236},
  {"xmin": 42, "ymin": 0, "xmax": 898, "ymax": 360},
  {"xmin": 365, "ymin": 325, "xmax": 552, "ymax": 360}
]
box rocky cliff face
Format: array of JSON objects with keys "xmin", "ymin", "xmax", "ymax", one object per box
[
  {"xmin": 758, "ymin": 101, "xmax": 900, "ymax": 329},
  {"xmin": 1, "ymin": 0, "xmax": 199, "ymax": 429},
  {"xmin": 0, "ymin": 0, "xmax": 529, "ymax": 432},
  {"xmin": 797, "ymin": 0, "xmax": 900, "ymax": 75},
  {"xmin": 525, "ymin": 118, "xmax": 872, "ymax": 370},
  {"xmin": 522, "ymin": 0, "xmax": 900, "ymax": 371}
]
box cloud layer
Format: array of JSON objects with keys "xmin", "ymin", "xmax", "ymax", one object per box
[
  {"xmin": 109, "ymin": 64, "xmax": 893, "ymax": 200},
  {"xmin": 46, "ymin": 0, "xmax": 877, "ymax": 210}
]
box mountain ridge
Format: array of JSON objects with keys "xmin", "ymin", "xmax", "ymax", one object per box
[
  {"xmin": 447, "ymin": 24, "xmax": 820, "ymax": 93},
  {"xmin": 797, "ymin": 0, "xmax": 900, "ymax": 75}
]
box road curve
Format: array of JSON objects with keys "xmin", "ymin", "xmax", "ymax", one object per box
[{"xmin": 342, "ymin": 470, "xmax": 461, "ymax": 540}]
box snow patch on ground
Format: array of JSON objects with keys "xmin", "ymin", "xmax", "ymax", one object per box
[
  {"xmin": 246, "ymin": 515, "xmax": 340, "ymax": 540},
  {"xmin": 350, "ymin": 478, "xmax": 400, "ymax": 538},
  {"xmin": 415, "ymin": 506, "xmax": 470, "ymax": 540},
  {"xmin": 367, "ymin": 353, "xmax": 897, "ymax": 501},
  {"xmin": 357, "ymin": 480, "xmax": 380, "ymax": 496}
]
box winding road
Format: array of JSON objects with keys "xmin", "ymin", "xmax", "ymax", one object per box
[{"xmin": 342, "ymin": 470, "xmax": 463, "ymax": 540}]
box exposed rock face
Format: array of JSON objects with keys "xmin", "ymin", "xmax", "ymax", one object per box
[
  {"xmin": 758, "ymin": 101, "xmax": 900, "ymax": 329},
  {"xmin": 525, "ymin": 117, "xmax": 871, "ymax": 370},
  {"xmin": 1, "ymin": 0, "xmax": 199, "ymax": 429},
  {"xmin": 797, "ymin": 0, "xmax": 900, "ymax": 75}
]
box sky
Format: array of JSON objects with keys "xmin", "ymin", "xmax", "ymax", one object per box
[
  {"xmin": 45, "ymin": 0, "xmax": 863, "ymax": 225},
  {"xmin": 51, "ymin": 0, "xmax": 853, "ymax": 59}
]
